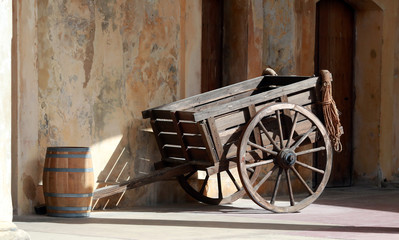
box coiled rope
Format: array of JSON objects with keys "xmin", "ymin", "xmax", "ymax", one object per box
[{"xmin": 319, "ymin": 70, "xmax": 344, "ymax": 152}]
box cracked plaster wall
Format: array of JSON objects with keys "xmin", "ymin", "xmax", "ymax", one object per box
[{"xmin": 14, "ymin": 0, "xmax": 200, "ymax": 214}]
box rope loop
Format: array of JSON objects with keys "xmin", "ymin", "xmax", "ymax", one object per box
[{"xmin": 320, "ymin": 70, "xmax": 344, "ymax": 152}]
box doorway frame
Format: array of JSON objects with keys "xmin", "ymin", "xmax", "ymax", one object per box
[{"xmin": 296, "ymin": 0, "xmax": 384, "ymax": 185}]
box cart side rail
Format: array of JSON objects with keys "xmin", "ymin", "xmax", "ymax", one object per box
[
  {"xmin": 142, "ymin": 76, "xmax": 311, "ymax": 119},
  {"xmin": 192, "ymin": 77, "xmax": 319, "ymax": 122}
]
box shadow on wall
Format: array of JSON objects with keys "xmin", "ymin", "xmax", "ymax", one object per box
[
  {"xmin": 92, "ymin": 125, "xmax": 155, "ymax": 210},
  {"xmin": 91, "ymin": 125, "xmax": 191, "ymax": 210}
]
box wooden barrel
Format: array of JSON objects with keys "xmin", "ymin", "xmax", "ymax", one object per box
[{"xmin": 43, "ymin": 147, "xmax": 94, "ymax": 217}]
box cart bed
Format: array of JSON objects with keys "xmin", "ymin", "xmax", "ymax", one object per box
[{"xmin": 142, "ymin": 75, "xmax": 322, "ymax": 169}]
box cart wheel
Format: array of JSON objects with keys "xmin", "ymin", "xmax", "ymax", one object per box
[
  {"xmin": 178, "ymin": 159, "xmax": 261, "ymax": 205},
  {"xmin": 237, "ymin": 103, "xmax": 332, "ymax": 213}
]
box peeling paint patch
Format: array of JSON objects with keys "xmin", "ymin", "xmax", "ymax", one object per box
[{"xmin": 83, "ymin": 2, "xmax": 95, "ymax": 88}]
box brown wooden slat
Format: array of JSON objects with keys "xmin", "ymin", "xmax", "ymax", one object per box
[
  {"xmin": 159, "ymin": 133, "xmax": 179, "ymax": 145},
  {"xmin": 287, "ymin": 89, "xmax": 316, "ymax": 106},
  {"xmin": 142, "ymin": 76, "xmax": 313, "ymax": 118},
  {"xmin": 171, "ymin": 112, "xmax": 191, "ymax": 162},
  {"xmin": 188, "ymin": 148, "xmax": 209, "ymax": 161},
  {"xmin": 197, "ymin": 122, "xmax": 219, "ymax": 164},
  {"xmin": 193, "ymin": 77, "xmax": 319, "ymax": 121},
  {"xmin": 184, "ymin": 134, "xmax": 205, "ymax": 147},
  {"xmin": 163, "ymin": 146, "xmax": 185, "ymax": 158},
  {"xmin": 142, "ymin": 76, "xmax": 265, "ymax": 118},
  {"xmin": 180, "ymin": 122, "xmax": 200, "ymax": 134},
  {"xmin": 150, "ymin": 110, "xmax": 173, "ymax": 120},
  {"xmin": 188, "ymin": 90, "xmax": 254, "ymax": 112},
  {"xmin": 176, "ymin": 111, "xmax": 195, "ymax": 121},
  {"xmin": 150, "ymin": 120, "xmax": 166, "ymax": 159},
  {"xmin": 214, "ymin": 109, "xmax": 248, "ymax": 131},
  {"xmin": 154, "ymin": 120, "xmax": 176, "ymax": 133},
  {"xmin": 207, "ymin": 117, "xmax": 223, "ymax": 159}
]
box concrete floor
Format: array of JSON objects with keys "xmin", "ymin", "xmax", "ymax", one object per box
[{"xmin": 14, "ymin": 186, "xmax": 399, "ymax": 240}]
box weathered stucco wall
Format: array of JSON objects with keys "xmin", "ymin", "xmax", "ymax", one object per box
[
  {"xmin": 14, "ymin": 0, "xmax": 201, "ymax": 214},
  {"xmin": 0, "ymin": 0, "xmax": 12, "ymax": 223},
  {"xmin": 38, "ymin": 0, "xmax": 186, "ymax": 209}
]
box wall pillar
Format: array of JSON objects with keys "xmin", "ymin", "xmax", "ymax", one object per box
[
  {"xmin": 0, "ymin": 0, "xmax": 13, "ymax": 225},
  {"xmin": 12, "ymin": 0, "xmax": 40, "ymax": 215},
  {"xmin": 0, "ymin": 0, "xmax": 30, "ymax": 239}
]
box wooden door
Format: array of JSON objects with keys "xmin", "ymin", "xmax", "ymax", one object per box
[
  {"xmin": 315, "ymin": 0, "xmax": 354, "ymax": 186},
  {"xmin": 201, "ymin": 0, "xmax": 223, "ymax": 92}
]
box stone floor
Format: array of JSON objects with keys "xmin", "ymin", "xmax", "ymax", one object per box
[{"xmin": 13, "ymin": 186, "xmax": 399, "ymax": 240}]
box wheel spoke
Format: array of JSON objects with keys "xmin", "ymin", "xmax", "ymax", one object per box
[
  {"xmin": 290, "ymin": 166, "xmax": 314, "ymax": 195},
  {"xmin": 199, "ymin": 174, "xmax": 209, "ymax": 195},
  {"xmin": 248, "ymin": 141, "xmax": 278, "ymax": 156},
  {"xmin": 285, "ymin": 169, "xmax": 295, "ymax": 206},
  {"xmin": 270, "ymin": 167, "xmax": 283, "ymax": 204},
  {"xmin": 295, "ymin": 161, "xmax": 325, "ymax": 174},
  {"xmin": 217, "ymin": 173, "xmax": 223, "ymax": 199},
  {"xmin": 247, "ymin": 167, "xmax": 255, "ymax": 173},
  {"xmin": 254, "ymin": 165, "xmax": 278, "ymax": 191},
  {"xmin": 290, "ymin": 126, "xmax": 316, "ymax": 150},
  {"xmin": 296, "ymin": 146, "xmax": 326, "ymax": 156},
  {"xmin": 286, "ymin": 111, "xmax": 299, "ymax": 148},
  {"xmin": 276, "ymin": 110, "xmax": 284, "ymax": 149},
  {"xmin": 226, "ymin": 169, "xmax": 241, "ymax": 191},
  {"xmin": 258, "ymin": 121, "xmax": 281, "ymax": 151},
  {"xmin": 246, "ymin": 159, "xmax": 274, "ymax": 169}
]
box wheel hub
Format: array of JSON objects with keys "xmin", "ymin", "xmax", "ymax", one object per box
[{"xmin": 275, "ymin": 149, "xmax": 297, "ymax": 169}]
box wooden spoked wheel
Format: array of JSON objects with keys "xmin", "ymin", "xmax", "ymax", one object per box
[
  {"xmin": 238, "ymin": 103, "xmax": 332, "ymax": 213},
  {"xmin": 178, "ymin": 159, "xmax": 261, "ymax": 205}
]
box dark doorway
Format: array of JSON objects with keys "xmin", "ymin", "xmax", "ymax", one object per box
[
  {"xmin": 201, "ymin": 0, "xmax": 223, "ymax": 93},
  {"xmin": 201, "ymin": 0, "xmax": 250, "ymax": 92},
  {"xmin": 315, "ymin": 0, "xmax": 354, "ymax": 187}
]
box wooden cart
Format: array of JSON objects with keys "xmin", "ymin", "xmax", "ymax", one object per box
[{"xmin": 94, "ymin": 70, "xmax": 340, "ymax": 213}]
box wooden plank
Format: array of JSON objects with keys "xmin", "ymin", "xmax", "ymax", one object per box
[
  {"xmin": 159, "ymin": 133, "xmax": 179, "ymax": 146},
  {"xmin": 287, "ymin": 89, "xmax": 316, "ymax": 106},
  {"xmin": 188, "ymin": 148, "xmax": 209, "ymax": 162},
  {"xmin": 197, "ymin": 122, "xmax": 219, "ymax": 164},
  {"xmin": 142, "ymin": 76, "xmax": 313, "ymax": 118},
  {"xmin": 171, "ymin": 112, "xmax": 191, "ymax": 161},
  {"xmin": 150, "ymin": 120, "xmax": 167, "ymax": 159},
  {"xmin": 193, "ymin": 77, "xmax": 319, "ymax": 121},
  {"xmin": 214, "ymin": 110, "xmax": 248, "ymax": 131},
  {"xmin": 187, "ymin": 90, "xmax": 254, "ymax": 112},
  {"xmin": 176, "ymin": 111, "xmax": 195, "ymax": 121},
  {"xmin": 207, "ymin": 117, "xmax": 223, "ymax": 159},
  {"xmin": 142, "ymin": 76, "xmax": 265, "ymax": 118},
  {"xmin": 154, "ymin": 120, "xmax": 175, "ymax": 133},
  {"xmin": 184, "ymin": 134, "xmax": 205, "ymax": 147},
  {"xmin": 180, "ymin": 122, "xmax": 200, "ymax": 134},
  {"xmin": 248, "ymin": 105, "xmax": 262, "ymax": 153},
  {"xmin": 163, "ymin": 146, "xmax": 185, "ymax": 158},
  {"xmin": 150, "ymin": 110, "xmax": 173, "ymax": 120}
]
